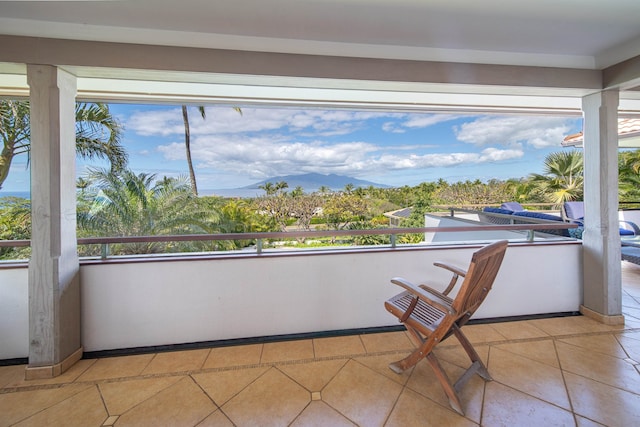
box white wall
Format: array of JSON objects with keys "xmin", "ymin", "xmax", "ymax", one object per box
[
  {"xmin": 0, "ymin": 243, "xmax": 583, "ymax": 357},
  {"xmin": 0, "ymin": 267, "xmax": 29, "ymax": 359}
]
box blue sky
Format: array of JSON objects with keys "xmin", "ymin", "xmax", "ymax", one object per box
[{"xmin": 1, "ymin": 103, "xmax": 582, "ymax": 194}]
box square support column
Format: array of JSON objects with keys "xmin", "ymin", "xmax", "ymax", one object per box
[
  {"xmin": 580, "ymin": 90, "xmax": 624, "ymax": 325},
  {"xmin": 25, "ymin": 65, "xmax": 82, "ymax": 378}
]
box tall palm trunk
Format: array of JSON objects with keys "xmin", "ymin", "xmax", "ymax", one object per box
[{"xmin": 181, "ymin": 105, "xmax": 198, "ymax": 196}]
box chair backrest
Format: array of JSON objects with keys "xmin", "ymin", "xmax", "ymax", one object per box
[
  {"xmin": 451, "ymin": 240, "xmax": 508, "ymax": 320},
  {"xmin": 563, "ymin": 201, "xmax": 584, "ymax": 221}
]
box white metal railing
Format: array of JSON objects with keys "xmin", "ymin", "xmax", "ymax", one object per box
[{"xmin": 0, "ymin": 222, "xmax": 578, "ymax": 263}]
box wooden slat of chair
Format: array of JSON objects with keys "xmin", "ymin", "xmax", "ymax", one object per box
[{"xmin": 384, "ymin": 240, "xmax": 508, "ymax": 415}]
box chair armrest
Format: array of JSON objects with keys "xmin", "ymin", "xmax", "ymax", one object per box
[
  {"xmin": 390, "ymin": 277, "xmax": 455, "ymax": 315},
  {"xmin": 433, "ymin": 262, "xmax": 467, "ymax": 295}
]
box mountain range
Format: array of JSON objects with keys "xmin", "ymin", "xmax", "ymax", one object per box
[{"xmin": 242, "ymin": 173, "xmax": 389, "ymax": 191}]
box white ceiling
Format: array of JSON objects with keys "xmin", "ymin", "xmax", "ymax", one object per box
[{"xmin": 1, "ymin": 0, "xmax": 640, "ymax": 69}]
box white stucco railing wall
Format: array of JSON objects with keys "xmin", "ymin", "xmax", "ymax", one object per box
[
  {"xmin": 0, "ymin": 267, "xmax": 29, "ymax": 359},
  {"xmin": 0, "ymin": 242, "xmax": 583, "ymax": 358}
]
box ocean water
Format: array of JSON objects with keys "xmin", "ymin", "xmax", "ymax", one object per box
[
  {"xmin": 0, "ymin": 191, "xmax": 30, "ymax": 199},
  {"xmin": 0, "ymin": 189, "xmax": 264, "ymax": 200}
]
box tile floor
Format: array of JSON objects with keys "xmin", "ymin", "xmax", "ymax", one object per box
[{"xmin": 3, "ymin": 263, "xmax": 640, "ymax": 426}]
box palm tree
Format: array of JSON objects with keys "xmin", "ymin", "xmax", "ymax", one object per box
[
  {"xmin": 528, "ymin": 151, "xmax": 584, "ymax": 207},
  {"xmin": 181, "ymin": 105, "xmax": 242, "ymax": 196},
  {"xmin": 181, "ymin": 105, "xmax": 203, "ymax": 196},
  {"xmin": 0, "ymin": 100, "xmax": 126, "ymax": 190},
  {"xmin": 77, "ymin": 168, "xmax": 215, "ymax": 254},
  {"xmin": 618, "ymin": 149, "xmax": 640, "ymax": 202}
]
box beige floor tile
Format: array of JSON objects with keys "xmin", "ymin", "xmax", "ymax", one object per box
[
  {"xmin": 277, "ymin": 359, "xmax": 347, "ymax": 392},
  {"xmin": 313, "ymin": 335, "xmax": 366, "ymax": 358},
  {"xmin": 0, "ymin": 383, "xmax": 92, "ymax": 427},
  {"xmin": 76, "ymin": 354, "xmax": 154, "ymax": 382},
  {"xmin": 141, "ymin": 348, "xmax": 210, "ymax": 375},
  {"xmin": 98, "ymin": 375, "xmax": 183, "ymax": 415},
  {"xmin": 202, "ymin": 343, "xmax": 263, "ymax": 369},
  {"xmin": 622, "ymin": 317, "xmax": 640, "ymax": 330},
  {"xmin": 0, "ymin": 364, "xmax": 26, "ymax": 390},
  {"xmin": 482, "ymin": 381, "xmax": 575, "ymax": 427},
  {"xmin": 196, "ymin": 409, "xmax": 235, "ymax": 426},
  {"xmin": 2, "ymin": 359, "xmax": 96, "ymax": 389},
  {"xmin": 290, "ymin": 401, "xmax": 357, "ymax": 426},
  {"xmin": 558, "ymin": 334, "xmax": 628, "ymax": 359},
  {"xmin": 622, "ymin": 293, "xmax": 640, "ymax": 308},
  {"xmin": 103, "ymin": 415, "xmax": 119, "ymax": 426},
  {"xmin": 575, "ymin": 415, "xmax": 607, "ymax": 427},
  {"xmin": 386, "ymin": 388, "xmax": 477, "ymax": 427},
  {"xmin": 530, "ymin": 316, "xmax": 625, "ymax": 336},
  {"xmin": 459, "ymin": 324, "xmax": 507, "ymax": 344},
  {"xmin": 565, "ymin": 371, "xmax": 640, "ymax": 427},
  {"xmin": 434, "ymin": 341, "xmax": 490, "ymax": 370},
  {"xmin": 192, "ymin": 366, "xmax": 269, "ymax": 406},
  {"xmin": 488, "ymin": 346, "xmax": 570, "ymax": 410},
  {"xmin": 26, "ymin": 359, "xmax": 97, "ymax": 386},
  {"xmin": 116, "ymin": 377, "xmax": 216, "ymax": 427},
  {"xmin": 492, "ymin": 339, "xmax": 560, "ymax": 368},
  {"xmin": 489, "ymin": 319, "xmax": 549, "ymax": 340},
  {"xmin": 12, "ymin": 385, "xmax": 107, "ymax": 427},
  {"xmin": 406, "ymin": 358, "xmax": 485, "ymax": 423},
  {"xmin": 222, "ymin": 367, "xmax": 310, "ymax": 426},
  {"xmin": 354, "ymin": 354, "xmax": 414, "ymax": 385},
  {"xmin": 556, "ymin": 341, "xmax": 640, "ymax": 395},
  {"xmin": 261, "ymin": 340, "xmax": 314, "ymax": 364},
  {"xmin": 622, "ymin": 305, "xmax": 640, "ymax": 321},
  {"xmin": 322, "ymin": 359, "xmax": 403, "ymax": 426},
  {"xmin": 359, "ymin": 331, "xmax": 414, "ymax": 353},
  {"xmin": 617, "ymin": 334, "xmax": 640, "ymax": 362}
]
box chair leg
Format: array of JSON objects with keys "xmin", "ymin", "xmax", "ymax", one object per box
[
  {"xmin": 389, "ymin": 326, "xmax": 429, "ymax": 373},
  {"xmin": 389, "ymin": 347, "xmax": 427, "ymax": 373},
  {"xmin": 425, "ymin": 353, "xmax": 464, "ymax": 416},
  {"xmin": 452, "ymin": 324, "xmax": 492, "ymax": 381}
]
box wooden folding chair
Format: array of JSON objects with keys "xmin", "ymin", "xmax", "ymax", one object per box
[{"xmin": 384, "ymin": 240, "xmax": 508, "ymax": 415}]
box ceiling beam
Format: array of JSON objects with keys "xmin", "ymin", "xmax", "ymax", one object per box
[{"xmin": 0, "ymin": 35, "xmax": 603, "ymax": 93}]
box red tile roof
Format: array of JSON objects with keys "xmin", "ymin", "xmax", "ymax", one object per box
[{"xmin": 563, "ymin": 118, "xmax": 640, "ymax": 146}]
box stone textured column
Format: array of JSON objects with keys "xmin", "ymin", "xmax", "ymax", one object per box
[
  {"xmin": 580, "ymin": 90, "xmax": 623, "ymax": 324},
  {"xmin": 26, "ymin": 65, "xmax": 82, "ymax": 378}
]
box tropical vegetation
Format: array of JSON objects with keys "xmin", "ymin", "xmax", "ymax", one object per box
[
  {"xmin": 2, "ymin": 105, "xmax": 640, "ymax": 260},
  {"xmin": 0, "ymin": 100, "xmax": 126, "ymax": 190}
]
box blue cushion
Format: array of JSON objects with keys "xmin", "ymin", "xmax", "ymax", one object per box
[
  {"xmin": 483, "ymin": 207, "xmax": 513, "ymax": 215},
  {"xmin": 500, "ymin": 202, "xmax": 525, "ymax": 212},
  {"xmin": 620, "ymin": 228, "xmax": 635, "ymax": 236},
  {"xmin": 563, "ymin": 202, "xmax": 584, "ymax": 221},
  {"xmin": 513, "ymin": 211, "xmax": 562, "ymax": 221}
]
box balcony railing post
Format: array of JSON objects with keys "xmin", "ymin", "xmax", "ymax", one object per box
[
  {"xmin": 101, "ymin": 243, "xmax": 109, "ymax": 260},
  {"xmin": 390, "ymin": 233, "xmax": 397, "ymax": 248},
  {"xmin": 527, "ymin": 230, "xmax": 535, "ymax": 242},
  {"xmin": 256, "ymin": 238, "xmax": 263, "ymax": 254}
]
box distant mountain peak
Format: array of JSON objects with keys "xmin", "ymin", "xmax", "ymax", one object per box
[{"xmin": 243, "ymin": 173, "xmax": 389, "ymax": 191}]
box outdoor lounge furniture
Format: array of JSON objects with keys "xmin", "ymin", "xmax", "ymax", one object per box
[
  {"xmin": 384, "ymin": 240, "xmax": 508, "ymax": 415},
  {"xmin": 622, "ymin": 246, "xmax": 640, "ymax": 265},
  {"xmin": 479, "ymin": 206, "xmax": 570, "ymax": 236},
  {"xmin": 563, "ymin": 201, "xmax": 640, "ymax": 236},
  {"xmin": 500, "ymin": 201, "xmax": 525, "ymax": 212}
]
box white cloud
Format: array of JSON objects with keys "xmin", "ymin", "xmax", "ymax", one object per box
[
  {"xmin": 402, "ymin": 114, "xmax": 464, "ymax": 129},
  {"xmin": 128, "ymin": 106, "xmax": 398, "ymax": 138},
  {"xmin": 156, "ymin": 131, "xmax": 524, "ymax": 179},
  {"xmin": 134, "ymin": 106, "xmax": 530, "ymax": 185},
  {"xmin": 454, "ymin": 116, "xmax": 573, "ymax": 149}
]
